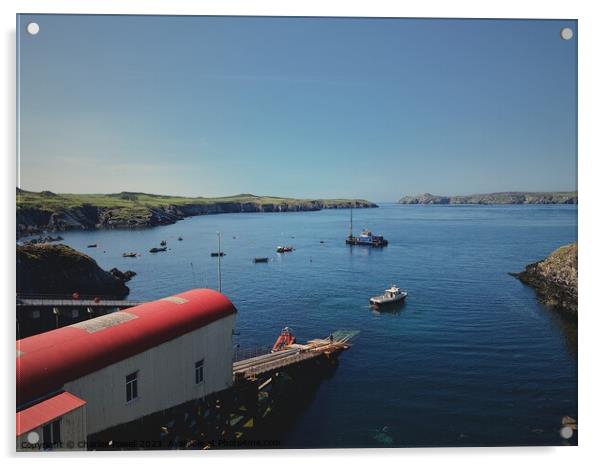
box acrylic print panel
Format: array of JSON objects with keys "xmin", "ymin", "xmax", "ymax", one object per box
[{"xmin": 16, "ymin": 15, "xmax": 577, "ymax": 451}]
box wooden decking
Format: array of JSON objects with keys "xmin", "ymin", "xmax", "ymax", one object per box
[{"xmin": 233, "ymin": 337, "xmax": 352, "ymax": 380}]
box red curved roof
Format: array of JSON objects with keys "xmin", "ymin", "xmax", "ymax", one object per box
[{"xmin": 17, "ymin": 289, "xmax": 237, "ymax": 406}]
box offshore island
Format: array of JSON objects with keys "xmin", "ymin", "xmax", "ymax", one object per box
[
  {"xmin": 398, "ymin": 191, "xmax": 577, "ymax": 205},
  {"xmin": 17, "ymin": 189, "xmax": 377, "ymax": 237}
]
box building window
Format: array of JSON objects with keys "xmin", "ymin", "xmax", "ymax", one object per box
[
  {"xmin": 126, "ymin": 371, "xmax": 138, "ymax": 402},
  {"xmin": 42, "ymin": 419, "xmax": 61, "ymax": 450},
  {"xmin": 195, "ymin": 360, "xmax": 204, "ymax": 384}
]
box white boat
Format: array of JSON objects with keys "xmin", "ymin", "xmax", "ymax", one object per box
[{"xmin": 369, "ymin": 286, "xmax": 407, "ymax": 306}]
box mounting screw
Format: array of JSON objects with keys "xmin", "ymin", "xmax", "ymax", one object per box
[
  {"xmin": 27, "ymin": 22, "xmax": 40, "ymax": 35},
  {"xmin": 560, "ymin": 27, "xmax": 573, "ymax": 41}
]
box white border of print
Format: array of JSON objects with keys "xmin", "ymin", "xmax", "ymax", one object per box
[{"xmin": 2, "ymin": 1, "xmax": 600, "ymax": 465}]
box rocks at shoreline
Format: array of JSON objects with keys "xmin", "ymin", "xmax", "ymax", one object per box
[
  {"xmin": 398, "ymin": 192, "xmax": 577, "ymax": 205},
  {"xmin": 110, "ymin": 268, "xmax": 137, "ymax": 283},
  {"xmin": 512, "ymin": 243, "xmax": 577, "ymax": 316},
  {"xmin": 21, "ymin": 234, "xmax": 64, "ymax": 245},
  {"xmin": 17, "ymin": 244, "xmax": 132, "ymax": 298}
]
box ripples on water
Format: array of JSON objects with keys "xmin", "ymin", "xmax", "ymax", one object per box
[{"xmin": 57, "ymin": 204, "xmax": 577, "ymax": 447}]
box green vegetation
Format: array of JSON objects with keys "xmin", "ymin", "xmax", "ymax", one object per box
[
  {"xmin": 17, "ymin": 189, "xmax": 373, "ymax": 212},
  {"xmin": 17, "ymin": 243, "xmax": 84, "ymax": 262},
  {"xmin": 17, "ymin": 189, "xmax": 195, "ymax": 212}
]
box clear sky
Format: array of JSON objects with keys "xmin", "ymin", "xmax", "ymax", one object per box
[{"xmin": 17, "ymin": 15, "xmax": 577, "ymax": 201}]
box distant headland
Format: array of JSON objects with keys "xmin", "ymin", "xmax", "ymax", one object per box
[
  {"xmin": 16, "ymin": 189, "xmax": 377, "ymax": 237},
  {"xmin": 398, "ymin": 192, "xmax": 577, "ymax": 205}
]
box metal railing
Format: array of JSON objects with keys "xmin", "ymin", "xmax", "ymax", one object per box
[
  {"xmin": 16, "ymin": 293, "xmax": 144, "ymax": 308},
  {"xmin": 17, "ymin": 292, "xmax": 127, "ymax": 300}
]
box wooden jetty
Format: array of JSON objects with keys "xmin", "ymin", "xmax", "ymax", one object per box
[{"xmin": 233, "ymin": 334, "xmax": 354, "ymax": 381}]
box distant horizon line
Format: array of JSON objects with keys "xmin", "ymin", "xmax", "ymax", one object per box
[{"xmin": 17, "ymin": 186, "xmax": 577, "ymax": 202}]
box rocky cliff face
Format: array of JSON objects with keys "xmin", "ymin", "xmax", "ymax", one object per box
[
  {"xmin": 513, "ymin": 243, "xmax": 578, "ymax": 316},
  {"xmin": 17, "ymin": 199, "xmax": 376, "ymax": 236},
  {"xmin": 17, "ymin": 244, "xmax": 131, "ymax": 298},
  {"xmin": 398, "ymin": 192, "xmax": 578, "ymax": 205}
]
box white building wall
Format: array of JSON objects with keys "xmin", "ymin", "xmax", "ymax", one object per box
[{"xmin": 63, "ymin": 314, "xmax": 235, "ymax": 436}]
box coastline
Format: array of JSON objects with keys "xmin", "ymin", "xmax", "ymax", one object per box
[
  {"xmin": 511, "ymin": 242, "xmax": 578, "ymax": 317},
  {"xmin": 16, "ymin": 190, "xmax": 378, "ymax": 237}
]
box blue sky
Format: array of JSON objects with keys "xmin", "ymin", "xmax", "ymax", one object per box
[{"xmin": 17, "ymin": 15, "xmax": 577, "ymax": 201}]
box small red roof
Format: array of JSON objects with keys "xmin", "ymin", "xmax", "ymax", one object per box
[
  {"xmin": 17, "ymin": 391, "xmax": 86, "ymax": 436},
  {"xmin": 17, "ymin": 289, "xmax": 236, "ymax": 405}
]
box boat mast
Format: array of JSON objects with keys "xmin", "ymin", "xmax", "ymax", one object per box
[
  {"xmin": 217, "ymin": 231, "xmax": 222, "ymax": 293},
  {"xmin": 349, "ymin": 205, "xmax": 353, "ymax": 239}
]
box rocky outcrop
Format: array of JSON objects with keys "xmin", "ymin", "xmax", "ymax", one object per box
[
  {"xmin": 398, "ymin": 192, "xmax": 578, "ymax": 205},
  {"xmin": 109, "ymin": 268, "xmax": 137, "ymax": 282},
  {"xmin": 512, "ymin": 243, "xmax": 578, "ymax": 316},
  {"xmin": 399, "ymin": 193, "xmax": 451, "ymax": 204},
  {"xmin": 17, "ymin": 244, "xmax": 131, "ymax": 298},
  {"xmin": 47, "ymin": 204, "xmax": 101, "ymax": 230},
  {"xmin": 16, "ymin": 208, "xmax": 54, "ymax": 236}
]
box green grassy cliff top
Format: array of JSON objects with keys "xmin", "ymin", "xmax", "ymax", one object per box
[{"xmin": 17, "ymin": 189, "xmax": 373, "ymax": 211}]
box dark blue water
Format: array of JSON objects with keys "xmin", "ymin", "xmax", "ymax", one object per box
[{"xmin": 55, "ymin": 204, "xmax": 577, "ymax": 447}]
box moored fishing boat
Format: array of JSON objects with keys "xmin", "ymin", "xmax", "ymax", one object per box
[
  {"xmin": 347, "ymin": 230, "xmax": 388, "ymax": 247},
  {"xmin": 345, "ymin": 207, "xmax": 388, "ymax": 247},
  {"xmin": 369, "ymin": 286, "xmax": 407, "ymax": 306}
]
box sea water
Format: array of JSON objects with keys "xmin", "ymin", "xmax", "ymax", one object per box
[{"xmin": 56, "ymin": 203, "xmax": 577, "ymax": 447}]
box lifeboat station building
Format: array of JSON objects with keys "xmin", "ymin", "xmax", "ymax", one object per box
[{"xmin": 16, "ymin": 289, "xmax": 237, "ymax": 451}]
